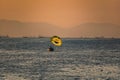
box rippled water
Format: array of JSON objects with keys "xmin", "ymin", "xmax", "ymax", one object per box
[{"xmin": 0, "ymin": 38, "xmax": 120, "ymax": 80}]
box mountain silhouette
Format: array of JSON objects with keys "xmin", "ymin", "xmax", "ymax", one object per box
[
  {"xmin": 67, "ymin": 23, "xmax": 120, "ymax": 38},
  {"xmin": 0, "ymin": 19, "xmax": 63, "ymax": 37},
  {"xmin": 0, "ymin": 20, "xmax": 120, "ymax": 38}
]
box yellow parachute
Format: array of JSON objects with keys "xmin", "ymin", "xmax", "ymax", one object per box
[{"xmin": 51, "ymin": 36, "xmax": 62, "ymax": 46}]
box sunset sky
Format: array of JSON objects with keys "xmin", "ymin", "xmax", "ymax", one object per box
[{"xmin": 0, "ymin": 0, "xmax": 120, "ymax": 38}]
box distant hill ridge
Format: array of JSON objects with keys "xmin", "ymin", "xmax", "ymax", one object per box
[
  {"xmin": 67, "ymin": 23, "xmax": 120, "ymax": 38},
  {"xmin": 0, "ymin": 19, "xmax": 120, "ymax": 38},
  {"xmin": 0, "ymin": 19, "xmax": 63, "ymax": 37}
]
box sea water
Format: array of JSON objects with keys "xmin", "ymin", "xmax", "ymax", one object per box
[{"xmin": 0, "ymin": 38, "xmax": 120, "ymax": 80}]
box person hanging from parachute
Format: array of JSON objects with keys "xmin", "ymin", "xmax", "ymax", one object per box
[{"xmin": 48, "ymin": 36, "xmax": 62, "ymax": 51}]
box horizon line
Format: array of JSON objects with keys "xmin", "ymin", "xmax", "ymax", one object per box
[{"xmin": 0, "ymin": 35, "xmax": 120, "ymax": 39}]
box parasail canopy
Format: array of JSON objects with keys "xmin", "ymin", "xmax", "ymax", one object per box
[{"xmin": 51, "ymin": 36, "xmax": 62, "ymax": 46}]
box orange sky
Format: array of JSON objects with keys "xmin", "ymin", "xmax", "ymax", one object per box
[{"xmin": 0, "ymin": 0, "xmax": 120, "ymax": 37}]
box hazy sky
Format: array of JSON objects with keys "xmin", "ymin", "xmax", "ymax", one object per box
[{"xmin": 0, "ymin": 0, "xmax": 120, "ymax": 37}]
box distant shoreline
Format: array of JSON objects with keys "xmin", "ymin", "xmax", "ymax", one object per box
[{"xmin": 0, "ymin": 36, "xmax": 120, "ymax": 39}]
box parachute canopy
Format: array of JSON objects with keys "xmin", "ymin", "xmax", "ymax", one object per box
[{"xmin": 51, "ymin": 36, "xmax": 62, "ymax": 46}]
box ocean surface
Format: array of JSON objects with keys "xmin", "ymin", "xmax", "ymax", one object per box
[{"xmin": 0, "ymin": 38, "xmax": 120, "ymax": 80}]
